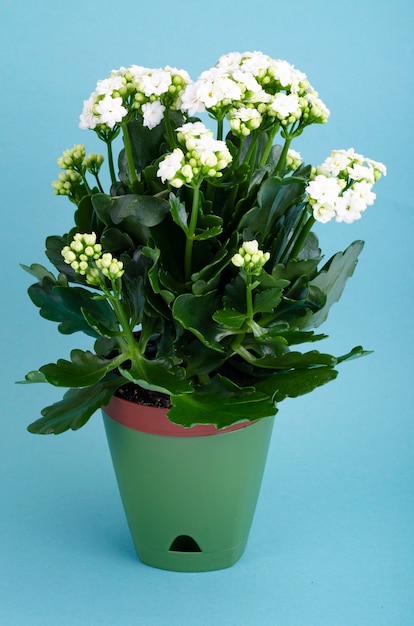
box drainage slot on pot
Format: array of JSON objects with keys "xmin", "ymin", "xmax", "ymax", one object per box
[{"xmin": 169, "ymin": 535, "xmax": 202, "ymax": 552}]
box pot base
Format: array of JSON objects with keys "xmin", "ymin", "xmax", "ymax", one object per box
[{"xmin": 136, "ymin": 540, "xmax": 247, "ymax": 573}]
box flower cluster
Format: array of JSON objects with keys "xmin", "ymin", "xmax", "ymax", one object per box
[
  {"xmin": 157, "ymin": 121, "xmax": 233, "ymax": 187},
  {"xmin": 52, "ymin": 144, "xmax": 104, "ymax": 199},
  {"xmin": 79, "ymin": 65, "xmax": 191, "ymax": 132},
  {"xmin": 232, "ymin": 240, "xmax": 270, "ymax": 275},
  {"xmin": 306, "ymin": 148, "xmax": 387, "ymax": 223},
  {"xmin": 180, "ymin": 50, "xmax": 329, "ymax": 137},
  {"xmin": 61, "ymin": 233, "xmax": 124, "ymax": 286}
]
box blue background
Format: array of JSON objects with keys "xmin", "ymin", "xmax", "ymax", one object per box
[{"xmin": 1, "ymin": 0, "xmax": 413, "ymax": 624}]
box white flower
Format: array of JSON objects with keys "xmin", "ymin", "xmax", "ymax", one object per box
[
  {"xmin": 127, "ymin": 64, "xmax": 149, "ymax": 81},
  {"xmin": 366, "ymin": 158, "xmax": 387, "ymax": 180},
  {"xmin": 142, "ymin": 100, "xmax": 166, "ymax": 129},
  {"xmin": 79, "ymin": 95, "xmax": 99, "ymax": 130},
  {"xmin": 239, "ymin": 51, "xmax": 271, "ymax": 75},
  {"xmin": 231, "ymin": 70, "xmax": 261, "ymax": 94},
  {"xmin": 95, "ymin": 95, "xmax": 128, "ymax": 128},
  {"xmin": 231, "ymin": 107, "xmax": 261, "ymax": 123},
  {"xmin": 305, "ymin": 92, "xmax": 330, "ymax": 123},
  {"xmin": 95, "ymin": 75, "xmax": 124, "ymax": 96},
  {"xmin": 180, "ymin": 82, "xmax": 205, "ymax": 115},
  {"xmin": 319, "ymin": 149, "xmax": 352, "ymax": 177},
  {"xmin": 334, "ymin": 193, "xmax": 364, "ymax": 223},
  {"xmin": 350, "ymin": 180, "xmax": 376, "ymax": 205},
  {"xmin": 157, "ymin": 148, "xmax": 184, "ymax": 183},
  {"xmin": 216, "ymin": 51, "xmax": 244, "ymax": 71},
  {"xmin": 268, "ymin": 93, "xmax": 301, "ymax": 121},
  {"xmin": 306, "ymin": 175, "xmax": 342, "ymax": 205},
  {"xmin": 141, "ymin": 69, "xmax": 172, "ymax": 97},
  {"xmin": 177, "ymin": 121, "xmax": 211, "ymax": 136},
  {"xmin": 268, "ymin": 59, "xmax": 295, "ymax": 88},
  {"xmin": 312, "ymin": 202, "xmax": 337, "ymax": 223},
  {"xmin": 347, "ymin": 162, "xmax": 375, "ymax": 183}
]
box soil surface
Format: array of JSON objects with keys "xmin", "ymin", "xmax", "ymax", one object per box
[{"xmin": 115, "ymin": 383, "xmax": 172, "ymax": 408}]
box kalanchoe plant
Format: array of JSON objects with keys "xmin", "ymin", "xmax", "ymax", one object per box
[{"xmin": 21, "ymin": 51, "xmax": 386, "ymax": 434}]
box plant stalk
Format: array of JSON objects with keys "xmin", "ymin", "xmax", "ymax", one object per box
[
  {"xmin": 121, "ymin": 122, "xmax": 139, "ymax": 191},
  {"xmin": 184, "ymin": 182, "xmax": 201, "ymax": 282}
]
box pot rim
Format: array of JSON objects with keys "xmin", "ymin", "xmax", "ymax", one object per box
[{"xmin": 103, "ymin": 394, "xmax": 256, "ymax": 437}]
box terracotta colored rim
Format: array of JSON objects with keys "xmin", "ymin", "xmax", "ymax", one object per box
[{"xmin": 103, "ymin": 394, "xmax": 254, "ymax": 437}]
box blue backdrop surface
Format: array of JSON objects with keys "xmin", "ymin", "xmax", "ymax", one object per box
[{"xmin": 1, "ymin": 0, "xmax": 413, "ymax": 624}]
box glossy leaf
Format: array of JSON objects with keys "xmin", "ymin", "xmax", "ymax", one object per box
[
  {"xmin": 40, "ymin": 349, "xmax": 125, "ymax": 387},
  {"xmin": 119, "ymin": 357, "xmax": 192, "ymax": 396},
  {"xmin": 168, "ymin": 375, "xmax": 276, "ymax": 429},
  {"xmin": 304, "ymin": 241, "xmax": 365, "ymax": 328},
  {"xmin": 27, "ymin": 376, "xmax": 124, "ymax": 434},
  {"xmin": 255, "ymin": 366, "xmax": 338, "ymax": 401},
  {"xmin": 173, "ymin": 292, "xmax": 227, "ymax": 351},
  {"xmin": 28, "ymin": 280, "xmax": 118, "ymax": 337}
]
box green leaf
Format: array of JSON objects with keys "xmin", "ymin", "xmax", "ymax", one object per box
[
  {"xmin": 255, "ymin": 366, "xmax": 338, "ymax": 402},
  {"xmin": 193, "ymin": 225, "xmax": 223, "ymax": 241},
  {"xmin": 74, "ymin": 195, "xmax": 96, "ymax": 233},
  {"xmin": 123, "ymin": 116, "xmax": 170, "ymax": 173},
  {"xmin": 337, "ymin": 345, "xmax": 373, "ymax": 363},
  {"xmin": 212, "ymin": 308, "xmax": 246, "ymax": 330},
  {"xmin": 142, "ymin": 245, "xmax": 175, "ymax": 306},
  {"xmin": 45, "ymin": 235, "xmax": 78, "ymax": 280},
  {"xmin": 28, "ymin": 280, "xmax": 118, "ymax": 337},
  {"xmin": 243, "ymin": 349, "xmax": 337, "ymax": 370},
  {"xmin": 40, "ymin": 349, "xmax": 125, "ymax": 387},
  {"xmin": 119, "ymin": 356, "xmax": 192, "ymax": 396},
  {"xmin": 27, "ymin": 376, "xmax": 124, "ymax": 434},
  {"xmin": 18, "ymin": 370, "xmax": 48, "ymax": 384},
  {"xmin": 304, "ymin": 240, "xmax": 365, "ymax": 328},
  {"xmin": 168, "ymin": 374, "xmax": 276, "ymax": 428},
  {"xmin": 173, "ymin": 292, "xmax": 227, "ymax": 351},
  {"xmin": 253, "ymin": 286, "xmax": 283, "ymax": 314},
  {"xmin": 110, "ymin": 194, "xmax": 170, "ymax": 227},
  {"xmin": 100, "ymin": 227, "xmax": 135, "ymax": 254},
  {"xmin": 169, "ymin": 193, "xmax": 189, "ymax": 234},
  {"xmin": 20, "ymin": 263, "xmax": 56, "ymax": 282}
]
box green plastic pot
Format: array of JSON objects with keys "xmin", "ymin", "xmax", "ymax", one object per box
[{"xmin": 102, "ymin": 395, "xmax": 274, "ymax": 572}]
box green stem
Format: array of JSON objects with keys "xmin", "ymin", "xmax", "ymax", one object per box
[
  {"xmin": 80, "ymin": 173, "xmax": 93, "ymax": 195},
  {"xmin": 94, "ymin": 174, "xmax": 104, "ymax": 193},
  {"xmin": 287, "ymin": 214, "xmax": 316, "ymax": 261},
  {"xmin": 243, "ymin": 132, "xmax": 259, "ymax": 167},
  {"xmin": 121, "ymin": 122, "xmax": 139, "ymax": 191},
  {"xmin": 184, "ymin": 182, "xmax": 201, "ymax": 282},
  {"xmin": 106, "ymin": 139, "xmax": 116, "ymax": 185},
  {"xmin": 274, "ymin": 133, "xmax": 293, "ymax": 176},
  {"xmin": 217, "ymin": 118, "xmax": 224, "ymax": 141},
  {"xmin": 258, "ymin": 124, "xmax": 279, "ymax": 168},
  {"xmin": 103, "ymin": 280, "xmax": 141, "ymax": 360},
  {"xmin": 245, "ymin": 274, "xmax": 254, "ymax": 322},
  {"xmin": 230, "ymin": 273, "xmax": 254, "ymax": 353},
  {"xmin": 163, "ymin": 110, "xmax": 176, "ymax": 148}
]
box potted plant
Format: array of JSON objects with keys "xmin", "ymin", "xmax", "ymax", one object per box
[{"xmin": 20, "ymin": 51, "xmax": 386, "ymax": 571}]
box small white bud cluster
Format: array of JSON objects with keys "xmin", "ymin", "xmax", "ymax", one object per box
[
  {"xmin": 52, "ymin": 145, "xmax": 105, "ymax": 198},
  {"xmin": 61, "ymin": 233, "xmax": 124, "ymax": 285},
  {"xmin": 157, "ymin": 122, "xmax": 233, "ymax": 188},
  {"xmin": 52, "ymin": 170, "xmax": 82, "ymax": 196},
  {"xmin": 231, "ymin": 240, "xmax": 270, "ymax": 275}
]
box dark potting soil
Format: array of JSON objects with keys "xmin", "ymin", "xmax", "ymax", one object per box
[{"xmin": 115, "ymin": 383, "xmax": 172, "ymax": 409}]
